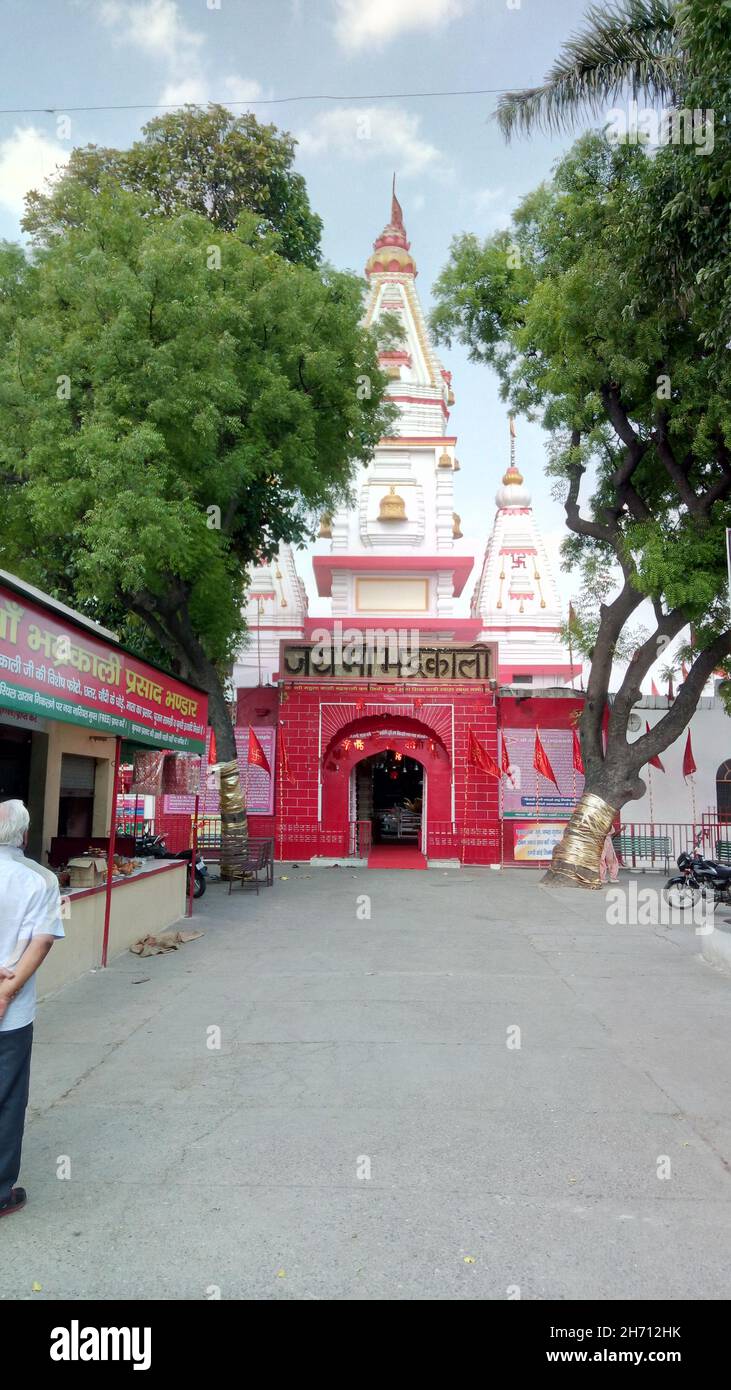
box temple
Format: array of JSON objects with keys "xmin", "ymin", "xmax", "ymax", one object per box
[{"xmin": 232, "ymin": 189, "xmax": 584, "ymax": 867}]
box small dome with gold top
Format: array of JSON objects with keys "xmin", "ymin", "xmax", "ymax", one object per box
[{"xmin": 495, "ymin": 417, "xmax": 531, "ymax": 509}]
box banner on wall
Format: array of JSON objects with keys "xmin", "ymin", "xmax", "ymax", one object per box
[
  {"xmin": 161, "ymin": 726, "xmax": 276, "ymax": 816},
  {"xmin": 0, "ymin": 583, "xmax": 207, "ymax": 753},
  {"xmin": 513, "ymin": 821, "xmax": 567, "ymax": 861},
  {"xmin": 501, "ymin": 728, "xmax": 584, "ymax": 819}
]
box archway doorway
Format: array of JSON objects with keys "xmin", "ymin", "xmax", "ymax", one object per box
[
  {"xmin": 352, "ymin": 750, "xmax": 424, "ymax": 852},
  {"xmin": 716, "ymin": 760, "xmax": 731, "ymax": 823}
]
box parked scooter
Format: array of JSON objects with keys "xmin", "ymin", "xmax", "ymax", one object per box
[
  {"xmin": 134, "ymin": 828, "xmax": 207, "ymax": 898},
  {"xmin": 663, "ymin": 835, "xmax": 731, "ymax": 910}
]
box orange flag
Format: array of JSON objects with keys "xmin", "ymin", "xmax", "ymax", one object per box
[
  {"xmin": 278, "ymin": 724, "xmax": 295, "ymax": 785},
  {"xmin": 682, "ymin": 729, "xmax": 697, "ymax": 781},
  {"xmin": 650, "ymin": 679, "xmax": 660, "ymax": 697},
  {"xmin": 572, "ymin": 728, "xmax": 584, "ymax": 775},
  {"xmin": 207, "ymin": 728, "xmax": 217, "ymax": 765},
  {"xmin": 646, "ymin": 721, "xmax": 665, "ymax": 772},
  {"xmin": 501, "ymin": 736, "xmax": 511, "ymax": 776},
  {"xmin": 534, "ymin": 729, "xmax": 560, "ymax": 791},
  {"xmin": 468, "ymin": 728, "xmax": 501, "ymax": 778},
  {"xmin": 248, "ymin": 727, "xmax": 271, "ymax": 775}
]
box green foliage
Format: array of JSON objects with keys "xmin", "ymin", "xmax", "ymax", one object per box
[
  {"xmin": 430, "ymin": 129, "xmax": 731, "ymax": 651},
  {"xmin": 22, "ymin": 105, "xmax": 323, "ymax": 269},
  {"xmin": 0, "ymin": 190, "xmax": 393, "ymax": 675}
]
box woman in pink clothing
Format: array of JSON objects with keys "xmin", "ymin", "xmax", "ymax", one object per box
[{"xmin": 599, "ymin": 833, "xmax": 620, "ymax": 883}]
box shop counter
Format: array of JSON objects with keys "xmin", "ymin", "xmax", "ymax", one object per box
[{"xmin": 38, "ymin": 859, "xmax": 187, "ymax": 1000}]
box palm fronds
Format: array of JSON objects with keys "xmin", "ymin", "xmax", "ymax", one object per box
[{"xmin": 495, "ymin": 0, "xmax": 681, "ymax": 140}]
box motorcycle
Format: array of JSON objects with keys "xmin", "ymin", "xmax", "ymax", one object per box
[
  {"xmin": 663, "ymin": 836, "xmax": 731, "ymax": 911},
  {"xmin": 134, "ymin": 829, "xmax": 207, "ymax": 899}
]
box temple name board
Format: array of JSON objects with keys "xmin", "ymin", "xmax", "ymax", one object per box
[{"xmin": 282, "ymin": 642, "xmax": 494, "ymax": 683}]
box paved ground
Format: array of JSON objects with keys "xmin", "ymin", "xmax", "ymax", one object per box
[{"xmin": 2, "ymin": 864, "xmax": 731, "ymax": 1301}]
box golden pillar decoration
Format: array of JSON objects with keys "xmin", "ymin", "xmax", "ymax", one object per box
[
  {"xmin": 219, "ymin": 758, "xmax": 249, "ymax": 880},
  {"xmin": 452, "ymin": 512, "xmax": 463, "ymax": 539},
  {"xmin": 543, "ymin": 792, "xmax": 617, "ymax": 889}
]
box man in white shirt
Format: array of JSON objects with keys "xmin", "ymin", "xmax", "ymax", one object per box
[{"xmin": 0, "ymin": 799, "xmax": 64, "ymax": 1218}]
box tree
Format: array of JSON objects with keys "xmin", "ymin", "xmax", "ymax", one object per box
[
  {"xmin": 495, "ymin": 0, "xmax": 680, "ymax": 140},
  {"xmin": 431, "ymin": 131, "xmax": 731, "ymax": 887},
  {"xmin": 0, "ymin": 191, "xmax": 394, "ymax": 874},
  {"xmin": 23, "ymin": 105, "xmax": 323, "ymax": 268}
]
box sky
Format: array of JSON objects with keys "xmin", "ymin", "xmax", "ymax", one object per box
[{"xmin": 0, "ymin": 0, "xmax": 678, "ymax": 685}]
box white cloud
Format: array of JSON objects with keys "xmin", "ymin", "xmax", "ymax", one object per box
[
  {"xmin": 0, "ymin": 127, "xmax": 70, "ymax": 218},
  {"xmin": 473, "ymin": 186, "xmax": 511, "ymax": 233},
  {"xmin": 298, "ymin": 106, "xmax": 450, "ymax": 180},
  {"xmin": 333, "ymin": 0, "xmax": 468, "ymax": 51},
  {"xmin": 99, "ymin": 0, "xmax": 260, "ymax": 110}
]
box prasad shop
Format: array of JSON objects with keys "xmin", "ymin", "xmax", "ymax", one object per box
[{"xmin": 0, "ymin": 571, "xmax": 208, "ymax": 990}]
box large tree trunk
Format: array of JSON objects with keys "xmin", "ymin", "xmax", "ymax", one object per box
[
  {"xmin": 542, "ymin": 755, "xmax": 646, "ymax": 889},
  {"xmin": 205, "ymin": 676, "xmax": 249, "ymax": 882}
]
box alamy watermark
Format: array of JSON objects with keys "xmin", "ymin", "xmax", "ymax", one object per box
[
  {"xmin": 606, "ymin": 100, "xmax": 714, "ymax": 156},
  {"xmin": 606, "ymin": 881, "xmax": 716, "ymax": 934},
  {"xmin": 309, "ymin": 621, "xmax": 421, "ymax": 676}
]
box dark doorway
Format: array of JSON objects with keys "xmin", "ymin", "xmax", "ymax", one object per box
[
  {"xmin": 0, "ymin": 727, "xmax": 32, "ymax": 803},
  {"xmin": 58, "ymin": 753, "xmax": 97, "ymax": 839},
  {"xmin": 355, "ymin": 751, "xmax": 423, "ymax": 845}
]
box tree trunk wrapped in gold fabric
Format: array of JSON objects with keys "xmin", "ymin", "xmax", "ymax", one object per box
[{"xmin": 543, "ymin": 792, "xmax": 616, "ymax": 889}]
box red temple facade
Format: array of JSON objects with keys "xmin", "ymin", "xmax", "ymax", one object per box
[{"xmin": 232, "ymin": 191, "xmax": 580, "ymax": 868}]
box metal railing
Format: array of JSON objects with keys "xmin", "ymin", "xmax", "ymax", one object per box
[
  {"xmin": 348, "ymin": 820, "xmax": 372, "ymax": 858},
  {"xmin": 615, "ymin": 820, "xmax": 731, "ymax": 871}
]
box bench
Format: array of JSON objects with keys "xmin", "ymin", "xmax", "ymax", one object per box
[
  {"xmin": 248, "ymin": 837, "xmax": 274, "ymax": 887},
  {"xmin": 227, "ymin": 839, "xmax": 272, "ymax": 894},
  {"xmin": 613, "ymin": 834, "xmax": 671, "ymax": 872}
]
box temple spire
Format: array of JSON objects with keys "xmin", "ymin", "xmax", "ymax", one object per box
[{"xmin": 391, "ymin": 172, "xmax": 404, "ymax": 232}]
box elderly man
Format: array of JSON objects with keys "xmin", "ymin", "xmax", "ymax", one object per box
[{"xmin": 0, "ymin": 799, "xmax": 64, "ymax": 1218}]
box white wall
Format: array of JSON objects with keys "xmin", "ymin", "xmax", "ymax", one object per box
[{"xmin": 625, "ymin": 695, "xmax": 731, "ymax": 824}]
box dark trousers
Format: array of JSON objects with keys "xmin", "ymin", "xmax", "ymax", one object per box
[{"xmin": 0, "ymin": 1022, "xmax": 33, "ymax": 1202}]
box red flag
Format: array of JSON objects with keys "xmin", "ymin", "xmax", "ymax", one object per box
[
  {"xmin": 534, "ymin": 729, "xmax": 560, "ymax": 791},
  {"xmin": 207, "ymin": 729, "xmax": 217, "ymax": 765},
  {"xmin": 572, "ymin": 728, "xmax": 584, "ymax": 775},
  {"xmin": 645, "ymin": 721, "xmax": 665, "ymax": 772},
  {"xmin": 682, "ymin": 729, "xmax": 697, "ymax": 780},
  {"xmin": 501, "ymin": 736, "xmax": 511, "ymax": 775},
  {"xmin": 278, "ymin": 724, "xmax": 295, "ymax": 785},
  {"xmin": 650, "ymin": 679, "xmax": 660, "ymax": 697},
  {"xmin": 248, "ymin": 727, "xmax": 271, "ymax": 775},
  {"xmin": 468, "ymin": 728, "xmax": 501, "ymax": 778}
]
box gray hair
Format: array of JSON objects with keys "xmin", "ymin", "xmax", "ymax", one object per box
[{"xmin": 0, "ymin": 799, "xmax": 30, "ymax": 847}]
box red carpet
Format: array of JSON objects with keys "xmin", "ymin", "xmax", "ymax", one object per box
[{"xmin": 367, "ymin": 845, "xmax": 427, "ymax": 870}]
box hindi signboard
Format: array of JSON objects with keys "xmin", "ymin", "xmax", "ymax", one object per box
[
  {"xmin": 501, "ymin": 727, "xmax": 584, "ymax": 819},
  {"xmin": 0, "ymin": 583, "xmax": 207, "ymax": 753}
]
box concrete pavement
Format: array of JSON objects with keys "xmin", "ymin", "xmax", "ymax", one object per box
[{"xmin": 2, "ymin": 865, "xmax": 730, "ymax": 1300}]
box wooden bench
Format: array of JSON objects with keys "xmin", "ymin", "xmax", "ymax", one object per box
[
  {"xmin": 248, "ymin": 837, "xmax": 274, "ymax": 887},
  {"xmin": 613, "ymin": 834, "xmax": 671, "ymax": 872},
  {"xmin": 227, "ymin": 839, "xmax": 271, "ymax": 894}
]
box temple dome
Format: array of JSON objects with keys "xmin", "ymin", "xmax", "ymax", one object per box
[{"xmin": 495, "ymin": 463, "xmax": 531, "ymax": 510}]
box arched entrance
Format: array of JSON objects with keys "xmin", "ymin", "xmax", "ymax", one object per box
[
  {"xmin": 320, "ymin": 713, "xmax": 452, "ymax": 862},
  {"xmin": 353, "ymin": 749, "xmax": 424, "ymax": 849},
  {"xmin": 716, "ymin": 760, "xmax": 731, "ymax": 823}
]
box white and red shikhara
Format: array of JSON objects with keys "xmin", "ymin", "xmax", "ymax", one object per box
[{"xmin": 232, "ymin": 190, "xmax": 582, "ymax": 867}]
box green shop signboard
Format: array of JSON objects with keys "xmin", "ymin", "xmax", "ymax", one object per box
[{"xmin": 0, "ymin": 584, "xmax": 207, "ymax": 754}]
